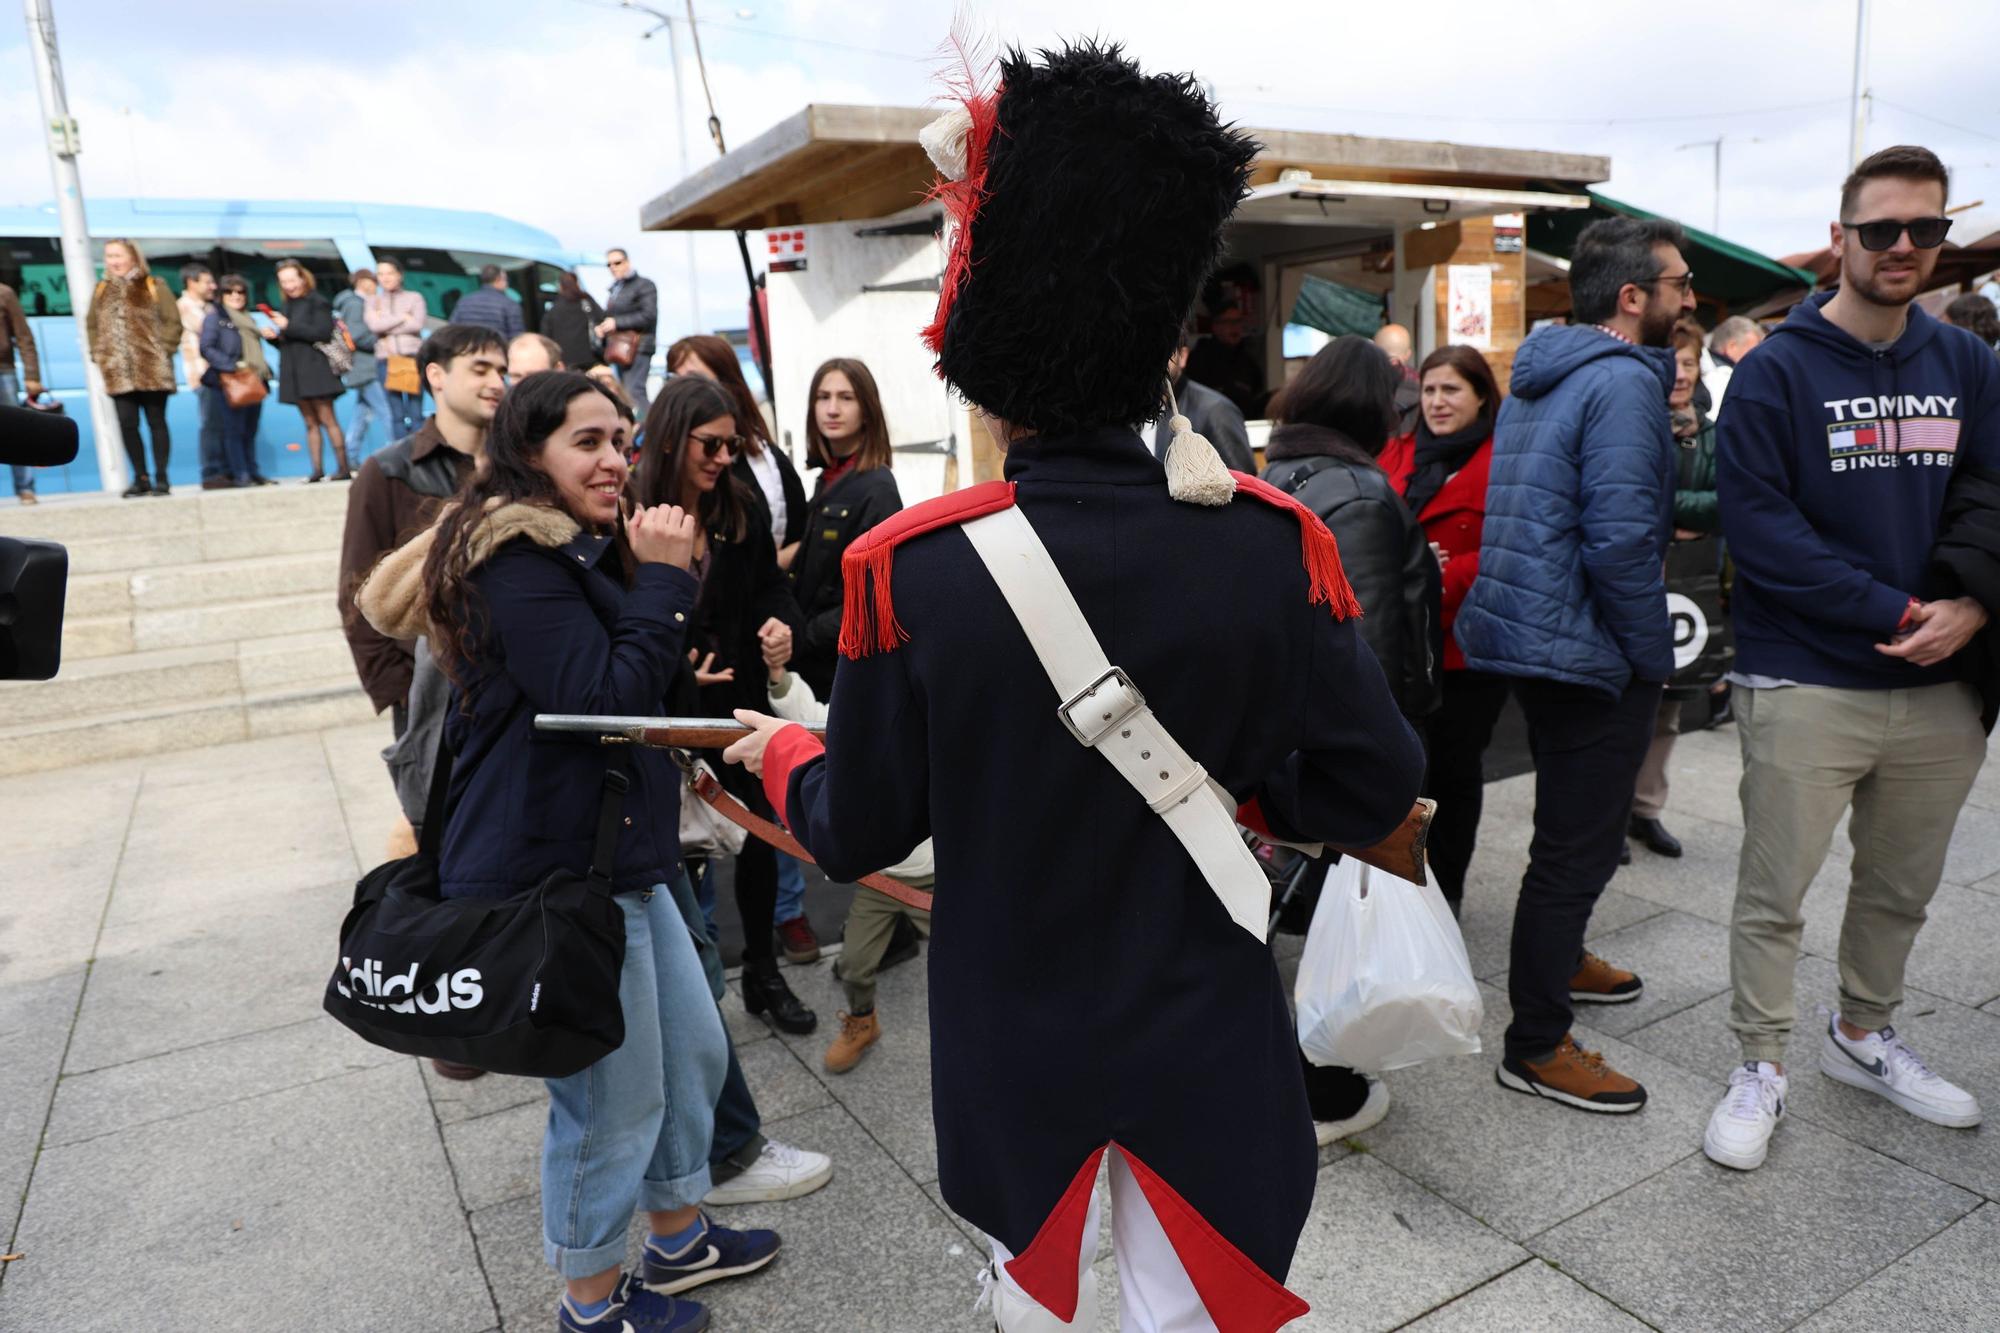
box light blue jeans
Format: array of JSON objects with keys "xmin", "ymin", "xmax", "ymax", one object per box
[
  {"xmin": 541, "ymin": 873, "xmax": 729, "ymax": 1278},
  {"xmin": 775, "ymin": 853, "xmax": 808, "ymax": 924},
  {"xmin": 345, "ymin": 377, "xmax": 390, "ymax": 459}
]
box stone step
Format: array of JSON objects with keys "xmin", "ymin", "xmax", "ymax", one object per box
[
  {"xmin": 0, "ymin": 682, "xmax": 373, "ymax": 777},
  {"xmin": 7, "ymin": 630, "xmax": 357, "ymax": 723},
  {"xmin": 60, "ymin": 613, "xmax": 136, "ymax": 661},
  {"xmin": 132, "ymin": 592, "xmax": 341, "ymax": 654},
  {"xmin": 237, "ymin": 629, "xmax": 358, "ymax": 693},
  {"xmin": 130, "ymin": 551, "xmax": 338, "ymax": 612},
  {"xmin": 0, "ymin": 478, "xmax": 351, "ymax": 546},
  {"xmin": 65, "ymin": 572, "xmax": 134, "ymax": 619},
  {"xmin": 199, "ymin": 513, "xmax": 346, "ymax": 564},
  {"xmin": 0, "ymin": 643, "xmax": 239, "ymax": 723}
]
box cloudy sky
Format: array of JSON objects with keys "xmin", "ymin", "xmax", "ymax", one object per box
[{"xmin": 4, "ymin": 0, "xmax": 1996, "ymax": 340}]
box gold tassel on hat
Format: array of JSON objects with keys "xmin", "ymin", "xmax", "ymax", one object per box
[{"xmin": 1162, "ymin": 378, "xmax": 1237, "ymax": 506}]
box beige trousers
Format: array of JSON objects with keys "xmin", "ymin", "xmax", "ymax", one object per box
[
  {"xmin": 1729, "ymin": 682, "xmax": 1985, "ymax": 1063},
  {"xmin": 1631, "ymin": 695, "xmax": 1686, "ymax": 820},
  {"xmin": 834, "ymin": 881, "xmax": 932, "ymax": 1014}
]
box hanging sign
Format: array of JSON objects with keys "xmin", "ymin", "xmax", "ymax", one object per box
[
  {"xmin": 1492, "ymin": 212, "xmax": 1525, "ymax": 254},
  {"xmin": 766, "ymin": 229, "xmax": 809, "ymax": 273}
]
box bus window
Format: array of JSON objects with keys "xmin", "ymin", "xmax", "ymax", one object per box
[
  {"xmin": 372, "ymin": 248, "xmax": 546, "ymax": 328},
  {"xmin": 131, "ymin": 238, "xmax": 347, "ymax": 305},
  {"xmin": 0, "ymin": 237, "xmax": 72, "ymax": 316}
]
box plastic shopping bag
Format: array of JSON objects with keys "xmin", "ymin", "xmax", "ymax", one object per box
[{"xmin": 1295, "ymin": 856, "xmax": 1483, "ymax": 1072}]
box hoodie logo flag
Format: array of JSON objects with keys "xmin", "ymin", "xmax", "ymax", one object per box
[{"xmin": 1826, "ymin": 417, "xmax": 1959, "ymax": 463}]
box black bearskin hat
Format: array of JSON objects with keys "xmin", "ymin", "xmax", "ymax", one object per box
[{"xmin": 921, "ymin": 42, "xmax": 1259, "ymax": 437}]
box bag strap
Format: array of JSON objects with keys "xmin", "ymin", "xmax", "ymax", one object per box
[
  {"xmin": 959, "ymin": 506, "xmax": 1270, "ymax": 940},
  {"xmin": 418, "ymin": 735, "xmax": 456, "ymax": 857}
]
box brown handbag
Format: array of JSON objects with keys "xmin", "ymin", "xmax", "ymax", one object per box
[
  {"xmin": 602, "ymin": 330, "xmax": 642, "ymax": 368},
  {"xmin": 385, "ymin": 354, "xmax": 421, "ymax": 395},
  {"xmin": 219, "ymin": 368, "xmax": 267, "ymax": 409}
]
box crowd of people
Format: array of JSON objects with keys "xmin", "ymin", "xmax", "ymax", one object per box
[{"xmin": 15, "ymin": 99, "xmax": 1998, "ymax": 1326}]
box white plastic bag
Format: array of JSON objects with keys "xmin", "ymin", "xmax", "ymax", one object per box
[{"xmin": 1295, "ymin": 857, "xmax": 1483, "ymax": 1072}]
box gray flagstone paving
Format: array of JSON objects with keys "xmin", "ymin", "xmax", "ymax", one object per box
[{"xmin": 5, "ymin": 717, "xmax": 2000, "ymax": 1331}]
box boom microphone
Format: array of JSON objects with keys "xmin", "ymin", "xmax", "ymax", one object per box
[{"xmin": 0, "ymin": 402, "xmax": 81, "ymax": 468}]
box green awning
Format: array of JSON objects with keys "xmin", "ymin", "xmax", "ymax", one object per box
[
  {"xmin": 1528, "ymin": 191, "xmax": 1816, "ymax": 314},
  {"xmin": 1290, "ymin": 274, "xmax": 1385, "ymax": 338}
]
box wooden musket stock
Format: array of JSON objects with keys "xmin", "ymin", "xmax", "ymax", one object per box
[{"xmin": 533, "ymin": 715, "xmax": 1436, "ymax": 884}]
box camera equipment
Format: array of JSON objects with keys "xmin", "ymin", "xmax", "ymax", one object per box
[{"xmin": 1, "ymin": 401, "xmax": 78, "ymax": 681}]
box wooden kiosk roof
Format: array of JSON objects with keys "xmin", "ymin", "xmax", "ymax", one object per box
[{"xmin": 640, "ymin": 104, "xmax": 1611, "ymax": 233}]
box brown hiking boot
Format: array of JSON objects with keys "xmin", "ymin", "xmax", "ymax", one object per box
[
  {"xmin": 823, "ymin": 1010, "xmax": 880, "ymax": 1074},
  {"xmin": 1498, "ymin": 1034, "xmax": 1647, "ymax": 1113},
  {"xmin": 1570, "ymin": 951, "xmax": 1643, "ymax": 1004}
]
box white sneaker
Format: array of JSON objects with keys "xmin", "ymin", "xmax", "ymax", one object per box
[
  {"xmin": 1820, "ymin": 1013, "xmax": 1983, "ymax": 1129},
  {"xmin": 1314, "ymin": 1079, "xmax": 1391, "ymax": 1146},
  {"xmin": 702, "ymin": 1137, "xmax": 834, "ymax": 1205},
  {"xmin": 1703, "ymin": 1061, "xmax": 1786, "ymax": 1171}
]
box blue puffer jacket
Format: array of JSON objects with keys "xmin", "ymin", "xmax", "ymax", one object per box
[{"xmin": 1454, "ymin": 323, "xmax": 1677, "ymax": 695}]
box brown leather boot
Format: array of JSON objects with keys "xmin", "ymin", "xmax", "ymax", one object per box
[
  {"xmin": 823, "ymin": 1010, "xmax": 880, "ymax": 1074},
  {"xmin": 1498, "ymin": 1034, "xmax": 1647, "ymax": 1113},
  {"xmin": 1570, "ymin": 951, "xmax": 1644, "ymax": 1004}
]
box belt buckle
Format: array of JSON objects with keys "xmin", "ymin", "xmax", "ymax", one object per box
[{"xmin": 1059, "ymin": 666, "xmax": 1145, "ymax": 747}]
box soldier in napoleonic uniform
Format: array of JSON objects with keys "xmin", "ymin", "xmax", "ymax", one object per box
[{"xmin": 724, "ymin": 42, "xmax": 1425, "ymax": 1333}]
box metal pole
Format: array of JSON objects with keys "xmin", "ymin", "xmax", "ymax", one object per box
[
  {"xmin": 23, "ymin": 0, "xmax": 124, "ymax": 492},
  {"xmin": 662, "ymin": 18, "xmax": 702, "ymax": 337},
  {"xmin": 1711, "ymin": 138, "xmax": 1722, "ymax": 235},
  {"xmin": 1848, "ymin": 0, "xmax": 1870, "ymax": 169}
]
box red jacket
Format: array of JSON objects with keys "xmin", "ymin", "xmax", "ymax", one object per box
[{"xmin": 1378, "ymin": 431, "xmax": 1494, "ymax": 671}]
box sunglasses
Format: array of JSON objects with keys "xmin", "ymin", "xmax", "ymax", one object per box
[
  {"xmin": 1846, "ymin": 216, "xmax": 1952, "ymax": 251},
  {"xmin": 690, "ymin": 432, "xmax": 744, "ymax": 458}
]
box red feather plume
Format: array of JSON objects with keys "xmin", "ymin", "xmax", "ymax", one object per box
[{"xmin": 920, "ymin": 23, "xmax": 1002, "ymax": 358}]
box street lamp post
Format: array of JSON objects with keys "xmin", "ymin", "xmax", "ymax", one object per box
[{"xmin": 23, "ymin": 0, "xmax": 124, "ymax": 492}]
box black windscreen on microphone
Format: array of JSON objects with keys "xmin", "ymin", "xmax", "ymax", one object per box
[{"xmin": 0, "ymin": 403, "xmax": 81, "ymax": 468}]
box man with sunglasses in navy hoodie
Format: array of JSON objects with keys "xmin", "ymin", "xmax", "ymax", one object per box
[{"xmin": 1706, "ymin": 145, "xmax": 2000, "ymax": 1172}]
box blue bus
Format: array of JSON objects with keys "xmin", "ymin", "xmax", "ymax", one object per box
[{"xmin": 1, "ymin": 198, "xmax": 582, "ymax": 492}]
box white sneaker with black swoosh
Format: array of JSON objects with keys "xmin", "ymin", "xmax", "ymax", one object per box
[{"xmin": 1820, "ymin": 1012, "xmax": 1983, "ymax": 1129}]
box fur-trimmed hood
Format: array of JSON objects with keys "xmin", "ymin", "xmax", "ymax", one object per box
[{"xmin": 356, "ymin": 498, "xmax": 581, "ymax": 641}]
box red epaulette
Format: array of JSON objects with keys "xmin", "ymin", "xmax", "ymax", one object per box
[
  {"xmin": 838, "ymin": 480, "xmax": 1017, "ymax": 659},
  {"xmin": 1229, "ymin": 471, "xmax": 1363, "ymax": 621}
]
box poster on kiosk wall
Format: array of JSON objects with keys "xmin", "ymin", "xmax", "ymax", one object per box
[{"xmin": 1447, "ymin": 265, "xmax": 1493, "ymax": 350}]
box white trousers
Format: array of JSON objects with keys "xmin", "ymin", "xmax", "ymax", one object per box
[{"xmin": 987, "ymin": 1146, "xmax": 1213, "ymax": 1333}]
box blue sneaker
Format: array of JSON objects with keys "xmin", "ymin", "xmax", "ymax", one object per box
[
  {"xmin": 640, "ymin": 1212, "xmax": 781, "ymax": 1295},
  {"xmin": 557, "ymin": 1272, "xmax": 708, "ymax": 1332}
]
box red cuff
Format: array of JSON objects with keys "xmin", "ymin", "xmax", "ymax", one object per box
[
  {"xmin": 1236, "ymin": 797, "xmax": 1272, "ymax": 839},
  {"xmin": 759, "ymin": 724, "xmax": 826, "ymax": 825}
]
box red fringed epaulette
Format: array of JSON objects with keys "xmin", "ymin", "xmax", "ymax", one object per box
[
  {"xmin": 1229, "ymin": 471, "xmax": 1364, "ymax": 621},
  {"xmin": 837, "ymin": 480, "xmax": 1017, "ymax": 659}
]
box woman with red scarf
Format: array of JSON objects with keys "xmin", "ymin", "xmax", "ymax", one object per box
[{"xmin": 1378, "ymin": 344, "xmax": 1503, "ymax": 915}]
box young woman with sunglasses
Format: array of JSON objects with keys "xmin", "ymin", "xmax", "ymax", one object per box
[
  {"xmin": 789, "ymin": 358, "xmax": 901, "ymax": 697},
  {"xmin": 667, "ymin": 335, "xmax": 808, "ymax": 570},
  {"xmin": 634, "ymin": 377, "xmax": 819, "ymax": 1036}
]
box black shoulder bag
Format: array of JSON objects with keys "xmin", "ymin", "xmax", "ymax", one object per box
[{"xmin": 323, "ymin": 744, "xmax": 632, "ymax": 1079}]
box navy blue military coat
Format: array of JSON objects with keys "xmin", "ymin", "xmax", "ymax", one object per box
[{"xmin": 759, "ymin": 427, "xmax": 1424, "ymax": 1327}]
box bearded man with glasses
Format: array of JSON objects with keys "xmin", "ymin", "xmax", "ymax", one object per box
[
  {"xmin": 1456, "ymin": 215, "xmax": 1693, "ymax": 1116},
  {"xmin": 1704, "ymin": 144, "xmax": 2000, "ymax": 1172}
]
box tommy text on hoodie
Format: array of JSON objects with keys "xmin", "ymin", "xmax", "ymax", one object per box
[{"xmin": 1717, "ymin": 291, "xmax": 2000, "ymax": 689}]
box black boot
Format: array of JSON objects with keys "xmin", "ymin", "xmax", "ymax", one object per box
[
  {"xmin": 742, "ymin": 957, "xmax": 817, "ymax": 1034},
  {"xmin": 1629, "ymin": 815, "xmax": 1683, "ymax": 858}
]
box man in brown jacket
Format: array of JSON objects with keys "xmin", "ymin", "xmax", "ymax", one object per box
[
  {"xmin": 337, "ymin": 323, "xmax": 505, "ymax": 730},
  {"xmin": 2, "ymin": 280, "xmax": 46, "ymax": 503}
]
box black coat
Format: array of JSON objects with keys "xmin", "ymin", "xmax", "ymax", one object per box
[
  {"xmin": 1147, "ymin": 376, "xmax": 1255, "ymax": 473},
  {"xmin": 441, "ymin": 531, "xmax": 697, "ymax": 900},
  {"xmin": 605, "ymin": 274, "xmax": 659, "ymax": 355},
  {"xmin": 731, "ymin": 444, "xmax": 808, "ymax": 550},
  {"xmin": 789, "ymin": 464, "xmax": 903, "ymax": 695},
  {"xmin": 1265, "ymin": 425, "xmax": 1441, "ymax": 720},
  {"xmin": 766, "ymin": 426, "xmax": 1425, "ymax": 1294},
  {"xmin": 276, "ymin": 292, "xmax": 343, "ymax": 404},
  {"xmin": 543, "ymin": 293, "xmax": 604, "ymax": 370},
  {"xmin": 1930, "ymin": 462, "xmax": 2000, "ymax": 733}
]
